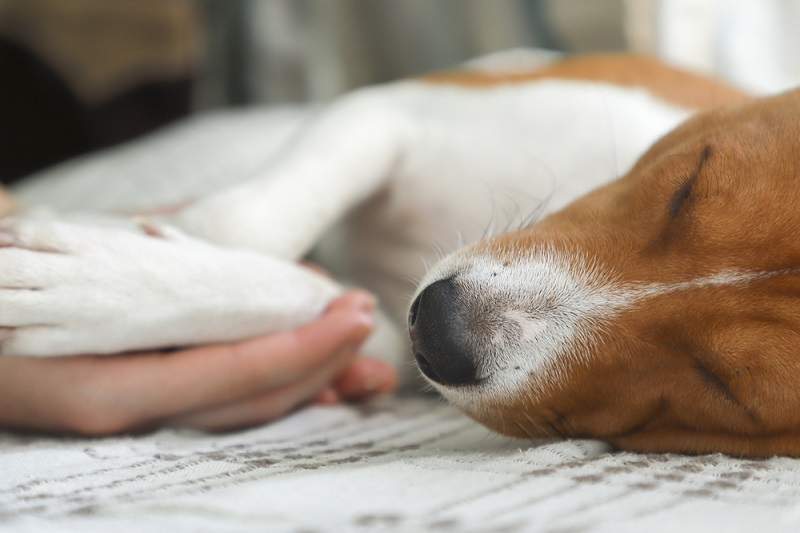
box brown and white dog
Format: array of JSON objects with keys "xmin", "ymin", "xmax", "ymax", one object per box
[{"xmin": 7, "ymin": 51, "xmax": 797, "ymax": 457}]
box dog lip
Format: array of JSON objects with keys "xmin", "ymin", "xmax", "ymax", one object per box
[
  {"xmin": 415, "ymin": 350, "xmax": 490, "ymax": 388},
  {"xmin": 414, "ymin": 351, "xmax": 441, "ymax": 382}
]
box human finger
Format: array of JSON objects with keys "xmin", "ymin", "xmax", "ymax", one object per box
[
  {"xmin": 311, "ymin": 386, "xmax": 341, "ymax": 405},
  {"xmin": 163, "ymin": 335, "xmax": 361, "ymax": 431},
  {"xmin": 310, "ymin": 357, "xmax": 398, "ymax": 405},
  {"xmin": 0, "ymin": 291, "xmax": 375, "ymax": 435},
  {"xmin": 120, "ymin": 290, "xmax": 376, "ymax": 420},
  {"xmin": 331, "ymin": 357, "xmax": 398, "ymax": 400}
]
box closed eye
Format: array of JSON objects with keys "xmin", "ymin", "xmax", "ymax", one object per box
[
  {"xmin": 667, "ymin": 145, "xmax": 711, "ymax": 219},
  {"xmin": 668, "ymin": 174, "xmax": 695, "ymax": 218},
  {"xmin": 694, "ymin": 358, "xmax": 737, "ymax": 404}
]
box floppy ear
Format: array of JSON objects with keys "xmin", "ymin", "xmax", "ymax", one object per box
[{"xmin": 0, "ymin": 189, "xmax": 16, "ymax": 218}]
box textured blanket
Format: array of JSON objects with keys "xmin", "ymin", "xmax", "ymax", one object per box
[{"xmin": 4, "ymin": 395, "xmax": 800, "ymax": 533}]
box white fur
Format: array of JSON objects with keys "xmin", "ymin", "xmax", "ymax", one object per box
[
  {"xmin": 173, "ymin": 78, "xmax": 691, "ymax": 328},
  {"xmin": 2, "ymin": 59, "xmax": 694, "ymax": 387},
  {"xmin": 0, "ymin": 218, "xmax": 339, "ymax": 355},
  {"xmin": 415, "ymin": 243, "xmax": 620, "ymax": 404},
  {"xmin": 420, "ymin": 240, "xmax": 777, "ymax": 408},
  {"xmin": 623, "ymin": 270, "xmax": 775, "ymax": 300}
]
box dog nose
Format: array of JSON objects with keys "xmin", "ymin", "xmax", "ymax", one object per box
[{"xmin": 408, "ymin": 278, "xmax": 480, "ymax": 386}]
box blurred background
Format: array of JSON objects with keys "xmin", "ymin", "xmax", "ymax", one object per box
[{"xmin": 2, "ymin": 0, "xmax": 800, "ymax": 182}]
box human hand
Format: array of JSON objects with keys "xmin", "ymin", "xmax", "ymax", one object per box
[{"xmin": 0, "ymin": 290, "xmax": 397, "ymax": 436}]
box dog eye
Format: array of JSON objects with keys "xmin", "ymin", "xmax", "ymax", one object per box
[
  {"xmin": 668, "ymin": 175, "xmax": 695, "ymax": 218},
  {"xmin": 667, "ymin": 146, "xmax": 711, "ymax": 219}
]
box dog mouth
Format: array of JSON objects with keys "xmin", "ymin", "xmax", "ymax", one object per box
[
  {"xmin": 413, "ymin": 350, "xmax": 440, "ymax": 382},
  {"xmin": 414, "ymin": 349, "xmax": 489, "ymax": 388}
]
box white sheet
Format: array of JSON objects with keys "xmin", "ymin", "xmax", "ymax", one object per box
[{"xmin": 4, "ymin": 395, "xmax": 800, "ymax": 532}]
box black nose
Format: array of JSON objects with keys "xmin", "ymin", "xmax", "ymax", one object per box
[{"xmin": 408, "ymin": 277, "xmax": 480, "ymax": 386}]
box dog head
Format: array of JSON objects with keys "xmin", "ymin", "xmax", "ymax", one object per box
[{"xmin": 410, "ymin": 89, "xmax": 800, "ymax": 457}]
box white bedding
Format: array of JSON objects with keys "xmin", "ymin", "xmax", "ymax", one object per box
[{"xmin": 4, "ymin": 395, "xmax": 800, "ymax": 533}]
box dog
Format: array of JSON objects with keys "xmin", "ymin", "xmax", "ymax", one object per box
[
  {"xmin": 7, "ymin": 51, "xmax": 787, "ymax": 457},
  {"xmin": 409, "ymin": 86, "xmax": 800, "ymax": 458}
]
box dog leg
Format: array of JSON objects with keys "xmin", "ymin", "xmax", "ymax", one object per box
[
  {"xmin": 0, "ymin": 218, "xmax": 339, "ymax": 356},
  {"xmin": 169, "ymin": 88, "xmax": 414, "ymax": 259}
]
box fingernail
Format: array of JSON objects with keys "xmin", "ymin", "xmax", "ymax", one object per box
[
  {"xmin": 342, "ymin": 305, "xmax": 374, "ymax": 335},
  {"xmin": 350, "ymin": 290, "xmax": 378, "ymax": 312}
]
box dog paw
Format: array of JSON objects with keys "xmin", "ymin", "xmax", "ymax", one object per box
[
  {"xmin": 0, "ymin": 217, "xmax": 338, "ymax": 357},
  {"xmin": 0, "ymin": 217, "xmax": 216, "ymax": 356},
  {"xmin": 0, "ymin": 219, "xmax": 161, "ymax": 355}
]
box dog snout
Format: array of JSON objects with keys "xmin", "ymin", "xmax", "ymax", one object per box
[{"xmin": 408, "ymin": 277, "xmax": 481, "ymax": 386}]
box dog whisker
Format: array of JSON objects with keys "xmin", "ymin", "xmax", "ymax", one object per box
[
  {"xmin": 543, "ymin": 417, "xmax": 566, "ymax": 439},
  {"xmin": 431, "ymin": 240, "xmax": 446, "ymax": 262},
  {"xmin": 514, "ymin": 420, "xmax": 538, "ymax": 442},
  {"xmin": 522, "ymin": 412, "xmax": 553, "ymax": 439},
  {"xmin": 401, "ymin": 274, "xmax": 421, "ymax": 286},
  {"xmin": 550, "ymin": 410, "xmax": 576, "ymax": 439},
  {"xmin": 416, "ymin": 252, "xmax": 430, "ymax": 272},
  {"xmin": 448, "ymin": 224, "xmax": 466, "ymax": 249},
  {"xmin": 518, "ymin": 196, "xmax": 551, "ymax": 229}
]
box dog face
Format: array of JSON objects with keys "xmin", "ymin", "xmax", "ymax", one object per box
[{"xmin": 410, "ymin": 89, "xmax": 800, "ymax": 457}]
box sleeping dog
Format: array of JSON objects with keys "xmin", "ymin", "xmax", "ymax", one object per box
[{"xmin": 8, "ymin": 52, "xmax": 797, "ymax": 457}]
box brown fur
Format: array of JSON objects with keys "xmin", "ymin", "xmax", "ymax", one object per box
[
  {"xmin": 421, "ymin": 54, "xmax": 749, "ymax": 110},
  {"xmin": 467, "ymin": 89, "xmax": 800, "ymax": 457}
]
